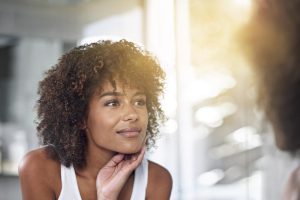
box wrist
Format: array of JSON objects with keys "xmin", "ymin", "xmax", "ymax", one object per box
[{"xmin": 97, "ymin": 190, "xmax": 117, "ymax": 200}]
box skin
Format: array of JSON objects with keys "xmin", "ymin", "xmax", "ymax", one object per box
[
  {"xmin": 85, "ymin": 80, "xmax": 149, "ymax": 155},
  {"xmin": 18, "ymin": 80, "xmax": 172, "ymax": 200},
  {"xmin": 283, "ymin": 166, "xmax": 300, "ymax": 200}
]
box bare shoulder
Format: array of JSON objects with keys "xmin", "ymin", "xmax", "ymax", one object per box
[
  {"xmin": 147, "ymin": 160, "xmax": 173, "ymax": 200},
  {"xmin": 19, "ymin": 146, "xmax": 61, "ymax": 200},
  {"xmin": 283, "ymin": 165, "xmax": 300, "ymax": 200},
  {"xmin": 19, "ymin": 146, "xmax": 60, "ymax": 178}
]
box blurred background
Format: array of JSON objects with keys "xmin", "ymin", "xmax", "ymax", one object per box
[{"xmin": 0, "ymin": 0, "xmax": 298, "ymax": 199}]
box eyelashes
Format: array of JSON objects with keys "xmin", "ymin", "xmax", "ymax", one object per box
[
  {"xmin": 104, "ymin": 98, "xmax": 146, "ymax": 107},
  {"xmin": 104, "ymin": 99, "xmax": 120, "ymax": 107},
  {"xmin": 134, "ymin": 99, "xmax": 146, "ymax": 106}
]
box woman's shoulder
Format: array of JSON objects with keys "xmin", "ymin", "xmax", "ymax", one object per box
[
  {"xmin": 283, "ymin": 165, "xmax": 300, "ymax": 200},
  {"xmin": 18, "ymin": 146, "xmax": 61, "ymax": 191},
  {"xmin": 146, "ymin": 160, "xmax": 173, "ymax": 199},
  {"xmin": 147, "ymin": 160, "xmax": 172, "ymax": 183},
  {"xmin": 19, "ymin": 146, "xmax": 60, "ymax": 174}
]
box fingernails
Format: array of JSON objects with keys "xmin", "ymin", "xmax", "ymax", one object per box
[{"xmin": 133, "ymin": 155, "xmax": 138, "ymax": 160}]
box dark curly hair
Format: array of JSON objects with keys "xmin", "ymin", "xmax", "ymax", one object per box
[
  {"xmin": 237, "ymin": 0, "xmax": 300, "ymax": 151},
  {"xmin": 36, "ymin": 39, "xmax": 166, "ymax": 168}
]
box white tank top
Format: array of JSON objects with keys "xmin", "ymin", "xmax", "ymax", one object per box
[{"xmin": 58, "ymin": 158, "xmax": 148, "ymax": 200}]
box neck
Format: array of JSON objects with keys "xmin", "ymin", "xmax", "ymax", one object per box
[{"xmin": 76, "ymin": 144, "xmax": 116, "ymax": 180}]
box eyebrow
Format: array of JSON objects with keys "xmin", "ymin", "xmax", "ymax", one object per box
[{"xmin": 99, "ymin": 91, "xmax": 146, "ymax": 98}]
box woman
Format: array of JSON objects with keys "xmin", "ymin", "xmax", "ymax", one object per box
[
  {"xmin": 18, "ymin": 40, "xmax": 172, "ymax": 200},
  {"xmin": 238, "ymin": 0, "xmax": 300, "ymax": 199}
]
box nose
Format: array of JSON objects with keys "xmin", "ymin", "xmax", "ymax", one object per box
[{"xmin": 122, "ymin": 104, "xmax": 138, "ymax": 122}]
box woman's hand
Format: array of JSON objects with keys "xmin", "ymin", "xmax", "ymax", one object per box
[{"xmin": 96, "ymin": 147, "xmax": 146, "ymax": 200}]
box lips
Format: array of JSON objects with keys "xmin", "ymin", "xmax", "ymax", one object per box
[{"xmin": 116, "ymin": 127, "xmax": 141, "ymax": 137}]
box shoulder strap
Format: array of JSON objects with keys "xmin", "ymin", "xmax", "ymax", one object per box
[
  {"xmin": 131, "ymin": 158, "xmax": 149, "ymax": 200},
  {"xmin": 58, "ymin": 165, "xmax": 82, "ymax": 200}
]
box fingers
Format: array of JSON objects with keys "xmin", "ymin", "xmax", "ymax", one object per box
[
  {"xmin": 95, "ymin": 147, "xmax": 147, "ymax": 199},
  {"xmin": 134, "ymin": 146, "xmax": 146, "ymax": 164},
  {"xmin": 104, "ymin": 146, "xmax": 146, "ymax": 170},
  {"xmin": 123, "ymin": 146, "xmax": 146, "ymax": 170},
  {"xmin": 105, "ymin": 154, "xmax": 125, "ymax": 167}
]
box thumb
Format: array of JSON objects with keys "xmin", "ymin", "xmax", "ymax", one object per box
[{"xmin": 105, "ymin": 154, "xmax": 125, "ymax": 167}]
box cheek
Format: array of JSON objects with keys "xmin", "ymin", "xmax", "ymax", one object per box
[
  {"xmin": 142, "ymin": 110, "xmax": 149, "ymax": 127},
  {"xmin": 93, "ymin": 116, "xmax": 115, "ymax": 129},
  {"xmin": 87, "ymin": 110, "xmax": 113, "ymax": 131}
]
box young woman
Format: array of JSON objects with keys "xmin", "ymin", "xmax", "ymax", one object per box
[
  {"xmin": 18, "ymin": 40, "xmax": 172, "ymax": 200},
  {"xmin": 238, "ymin": 0, "xmax": 300, "ymax": 199}
]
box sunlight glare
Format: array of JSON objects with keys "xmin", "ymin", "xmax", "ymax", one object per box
[{"xmin": 233, "ymin": 0, "xmax": 252, "ymax": 8}]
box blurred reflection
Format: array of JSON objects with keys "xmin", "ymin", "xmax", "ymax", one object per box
[
  {"xmin": 189, "ymin": 70, "xmax": 236, "ymax": 103},
  {"xmin": 189, "ymin": 0, "xmax": 264, "ymax": 199},
  {"xmin": 237, "ymin": 0, "xmax": 300, "ymax": 199},
  {"xmin": 197, "ymin": 168, "xmax": 225, "ymax": 186},
  {"xmin": 195, "ymin": 102, "xmax": 237, "ymax": 128}
]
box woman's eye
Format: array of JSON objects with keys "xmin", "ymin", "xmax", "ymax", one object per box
[
  {"xmin": 134, "ymin": 99, "xmax": 146, "ymax": 106},
  {"xmin": 104, "ymin": 100, "xmax": 120, "ymax": 107}
]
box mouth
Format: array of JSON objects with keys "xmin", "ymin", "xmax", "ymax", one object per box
[{"xmin": 116, "ymin": 127, "xmax": 142, "ymax": 138}]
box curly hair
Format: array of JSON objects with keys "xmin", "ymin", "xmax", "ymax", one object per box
[
  {"xmin": 237, "ymin": 0, "xmax": 300, "ymax": 151},
  {"xmin": 36, "ymin": 39, "xmax": 166, "ymax": 168}
]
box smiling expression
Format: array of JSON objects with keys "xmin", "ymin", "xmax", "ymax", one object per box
[{"xmin": 85, "ymin": 80, "xmax": 148, "ymax": 154}]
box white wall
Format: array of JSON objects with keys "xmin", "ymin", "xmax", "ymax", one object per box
[{"xmin": 81, "ymin": 6, "xmax": 143, "ymax": 45}]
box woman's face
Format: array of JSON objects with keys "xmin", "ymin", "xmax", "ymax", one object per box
[{"xmin": 85, "ymin": 80, "xmax": 148, "ymax": 154}]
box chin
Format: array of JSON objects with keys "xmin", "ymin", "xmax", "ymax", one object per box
[
  {"xmin": 276, "ymin": 140, "xmax": 300, "ymax": 152},
  {"xmin": 274, "ymin": 130, "xmax": 289, "ymax": 150},
  {"xmin": 274, "ymin": 133, "xmax": 300, "ymax": 152},
  {"xmin": 118, "ymin": 143, "xmax": 144, "ymax": 154},
  {"xmin": 275, "ymin": 140, "xmax": 289, "ymax": 151}
]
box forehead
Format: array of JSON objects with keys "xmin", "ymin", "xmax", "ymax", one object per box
[{"xmin": 97, "ymin": 79, "xmax": 144, "ymax": 95}]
